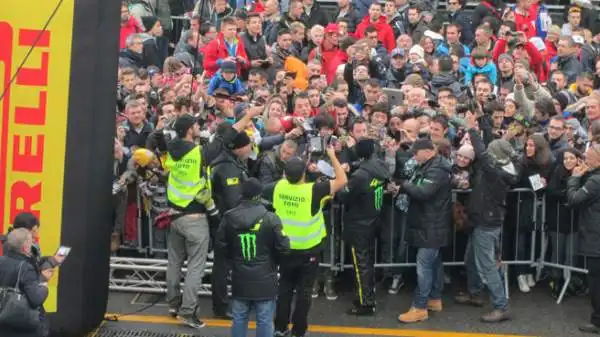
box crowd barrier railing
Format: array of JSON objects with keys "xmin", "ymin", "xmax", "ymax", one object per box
[
  {"xmin": 536, "ymin": 197, "xmax": 588, "ymax": 304},
  {"xmin": 111, "ymin": 185, "xmax": 591, "ymax": 303}
]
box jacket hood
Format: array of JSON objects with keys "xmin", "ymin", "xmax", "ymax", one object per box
[
  {"xmin": 360, "ymin": 15, "xmax": 388, "ymax": 27},
  {"xmin": 422, "ymin": 155, "xmax": 453, "ymax": 175},
  {"xmin": 139, "ymin": 33, "xmax": 155, "ymax": 42},
  {"xmin": 431, "ymin": 73, "xmax": 457, "ymax": 87},
  {"xmin": 360, "ymin": 157, "xmax": 391, "ymax": 181},
  {"xmin": 167, "ymin": 138, "xmax": 196, "ymax": 161},
  {"xmin": 120, "ymin": 48, "xmax": 143, "ymax": 61},
  {"xmin": 223, "ymin": 201, "xmax": 269, "ymax": 231}
]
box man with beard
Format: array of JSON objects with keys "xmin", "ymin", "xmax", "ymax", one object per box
[
  {"xmin": 119, "ymin": 34, "xmax": 146, "ymax": 70},
  {"xmin": 256, "ymin": 140, "xmax": 298, "ymax": 184},
  {"xmin": 405, "ymin": 6, "xmax": 429, "ymax": 45},
  {"xmin": 568, "ymin": 72, "xmax": 595, "ymax": 100},
  {"xmin": 386, "ymin": 48, "xmax": 408, "ymax": 88}
]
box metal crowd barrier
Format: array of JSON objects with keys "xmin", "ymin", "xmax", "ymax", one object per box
[
  {"xmin": 110, "ymin": 186, "xmax": 590, "ymax": 304},
  {"xmin": 536, "ymin": 197, "xmax": 588, "ymax": 304}
]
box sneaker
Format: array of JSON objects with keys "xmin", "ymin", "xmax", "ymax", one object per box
[
  {"xmin": 388, "ymin": 275, "xmax": 404, "ymax": 295},
  {"xmin": 454, "ymin": 293, "xmax": 485, "ymax": 307},
  {"xmin": 427, "ymin": 299, "xmax": 443, "ymax": 312},
  {"xmin": 346, "ymin": 305, "xmax": 376, "ymax": 316},
  {"xmin": 324, "ymin": 278, "xmax": 337, "ymax": 300},
  {"xmin": 168, "ymin": 307, "xmax": 178, "ymax": 318},
  {"xmin": 398, "ymin": 307, "xmax": 428, "ymax": 323},
  {"xmin": 311, "ymin": 280, "xmax": 320, "ymax": 299},
  {"xmin": 526, "ymin": 274, "xmax": 536, "ymax": 288},
  {"xmin": 481, "ymin": 309, "xmax": 510, "ymax": 323},
  {"xmin": 517, "ymin": 275, "xmax": 530, "ymax": 293},
  {"xmin": 274, "ymin": 330, "xmax": 290, "ymax": 337},
  {"xmin": 177, "ymin": 314, "xmax": 206, "ymax": 329}
]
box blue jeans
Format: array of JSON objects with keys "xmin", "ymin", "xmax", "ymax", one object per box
[
  {"xmin": 231, "ymin": 299, "xmax": 275, "ymax": 337},
  {"xmin": 412, "ymin": 248, "xmax": 443, "ymax": 309},
  {"xmin": 465, "ymin": 227, "xmax": 508, "ymax": 310}
]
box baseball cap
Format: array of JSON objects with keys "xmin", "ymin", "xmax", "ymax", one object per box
[
  {"xmin": 324, "ymin": 23, "xmax": 338, "ymax": 34},
  {"xmin": 391, "ymin": 48, "xmax": 405, "ymax": 58},
  {"xmin": 411, "ymin": 138, "xmax": 435, "ymax": 154},
  {"xmin": 573, "ymin": 35, "xmax": 585, "ymax": 45}
]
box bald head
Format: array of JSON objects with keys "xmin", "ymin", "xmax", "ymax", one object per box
[{"xmin": 403, "ymin": 118, "xmax": 420, "ymax": 141}]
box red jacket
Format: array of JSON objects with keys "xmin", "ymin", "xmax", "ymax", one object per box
[
  {"xmin": 493, "ymin": 39, "xmax": 547, "ymax": 82},
  {"xmin": 202, "ymin": 33, "xmax": 250, "ymax": 78},
  {"xmin": 513, "ymin": 9, "xmax": 537, "ymax": 39},
  {"xmin": 355, "ymin": 16, "xmax": 395, "ymax": 52},
  {"xmin": 119, "ymin": 17, "xmax": 143, "ymax": 49},
  {"xmin": 308, "ymin": 43, "xmax": 348, "ymax": 84}
]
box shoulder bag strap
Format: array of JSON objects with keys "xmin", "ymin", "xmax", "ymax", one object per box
[{"xmin": 14, "ymin": 261, "xmax": 25, "ymax": 290}]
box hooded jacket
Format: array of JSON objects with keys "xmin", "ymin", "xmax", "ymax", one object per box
[
  {"xmin": 210, "ymin": 150, "xmax": 250, "ymax": 213},
  {"xmin": 467, "ymin": 129, "xmax": 522, "ymax": 229},
  {"xmin": 402, "ymin": 155, "xmax": 453, "ymax": 248},
  {"xmin": 567, "ymin": 167, "xmax": 600, "ymax": 257},
  {"xmin": 216, "ymin": 200, "xmax": 289, "ymax": 300},
  {"xmin": 342, "ymin": 157, "xmax": 391, "ymax": 237},
  {"xmin": 355, "ymin": 16, "xmax": 396, "ymax": 52},
  {"xmin": 118, "ymin": 48, "xmax": 146, "ymax": 70},
  {"xmin": 430, "ymin": 72, "xmax": 464, "ymax": 99},
  {"xmin": 557, "ymin": 54, "xmax": 583, "ymax": 84},
  {"xmin": 464, "ymin": 62, "xmax": 497, "ymax": 86}
]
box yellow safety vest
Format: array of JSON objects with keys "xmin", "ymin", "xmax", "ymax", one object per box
[
  {"xmin": 165, "ymin": 146, "xmax": 204, "ymax": 208},
  {"xmin": 273, "ymin": 179, "xmax": 326, "ymax": 250}
]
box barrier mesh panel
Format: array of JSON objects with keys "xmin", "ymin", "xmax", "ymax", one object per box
[{"xmin": 94, "ymin": 326, "xmax": 210, "ymax": 337}]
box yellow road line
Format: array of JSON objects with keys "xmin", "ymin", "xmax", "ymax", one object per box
[{"xmin": 104, "ymin": 313, "xmax": 535, "ymax": 337}]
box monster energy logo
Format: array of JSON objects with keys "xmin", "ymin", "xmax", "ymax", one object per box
[
  {"xmin": 239, "ymin": 233, "xmax": 257, "ymax": 261},
  {"xmin": 370, "ymin": 179, "xmax": 384, "ymax": 211}
]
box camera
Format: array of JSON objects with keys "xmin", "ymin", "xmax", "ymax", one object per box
[{"xmin": 456, "ymin": 99, "xmax": 478, "ymax": 117}]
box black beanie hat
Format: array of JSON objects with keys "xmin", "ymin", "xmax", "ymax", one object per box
[
  {"xmin": 174, "ymin": 114, "xmax": 196, "ymax": 138},
  {"xmin": 242, "ymin": 178, "xmax": 262, "ymax": 199},
  {"xmin": 228, "ymin": 131, "xmax": 251, "ymax": 150},
  {"xmin": 355, "ymin": 139, "xmax": 375, "ymax": 159},
  {"xmin": 141, "ymin": 16, "xmax": 159, "ymax": 32}
]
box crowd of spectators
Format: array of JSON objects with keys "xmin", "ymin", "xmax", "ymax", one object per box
[{"xmin": 113, "ymin": 0, "xmax": 600, "ymax": 332}]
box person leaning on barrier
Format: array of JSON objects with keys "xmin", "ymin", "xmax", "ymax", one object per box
[
  {"xmin": 565, "ymin": 143, "xmax": 600, "ymax": 334},
  {"xmin": 0, "ymin": 228, "xmax": 49, "ymax": 337},
  {"xmin": 455, "ymin": 112, "xmax": 521, "ymax": 323},
  {"xmin": 215, "ymin": 178, "xmax": 290, "ymax": 337},
  {"xmin": 262, "ymin": 145, "xmax": 348, "ymax": 337},
  {"xmin": 164, "ymin": 114, "xmax": 218, "ymax": 330},
  {"xmin": 339, "ymin": 138, "xmax": 390, "ymax": 316},
  {"xmin": 396, "ymin": 138, "xmax": 453, "ymax": 324}
]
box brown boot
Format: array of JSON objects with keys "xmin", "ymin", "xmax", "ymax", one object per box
[
  {"xmin": 454, "ymin": 292, "xmax": 485, "ymax": 307},
  {"xmin": 398, "ymin": 307, "xmax": 428, "ymax": 323},
  {"xmin": 481, "ymin": 309, "xmax": 510, "ymax": 323},
  {"xmin": 110, "ymin": 232, "xmax": 121, "ymax": 253},
  {"xmin": 427, "ymin": 299, "xmax": 443, "ymax": 312}
]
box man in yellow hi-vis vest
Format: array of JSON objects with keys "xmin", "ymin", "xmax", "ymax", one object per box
[
  {"xmin": 164, "ymin": 114, "xmax": 216, "ymax": 330},
  {"xmin": 263, "ymin": 146, "xmax": 347, "ymax": 337}
]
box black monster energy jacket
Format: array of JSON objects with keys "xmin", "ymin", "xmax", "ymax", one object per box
[
  {"xmin": 340, "ymin": 157, "xmax": 390, "ymax": 243},
  {"xmin": 215, "ymin": 199, "xmax": 289, "ymax": 300}
]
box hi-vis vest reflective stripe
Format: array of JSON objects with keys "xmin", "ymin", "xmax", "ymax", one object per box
[
  {"xmin": 273, "ymin": 180, "xmax": 326, "ymax": 250},
  {"xmin": 165, "ymin": 146, "xmax": 204, "ymax": 208}
]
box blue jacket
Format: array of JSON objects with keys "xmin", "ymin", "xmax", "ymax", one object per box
[
  {"xmin": 464, "ymin": 62, "xmax": 497, "ymax": 86},
  {"xmin": 207, "ymin": 71, "xmax": 246, "ymax": 96}
]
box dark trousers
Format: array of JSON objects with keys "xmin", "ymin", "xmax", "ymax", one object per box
[
  {"xmin": 587, "ymin": 256, "xmax": 600, "ymax": 327},
  {"xmin": 349, "ymin": 226, "xmax": 377, "ymax": 307},
  {"xmin": 211, "ymin": 247, "xmax": 230, "ymax": 315},
  {"xmin": 274, "ymin": 252, "xmax": 319, "ymax": 336}
]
